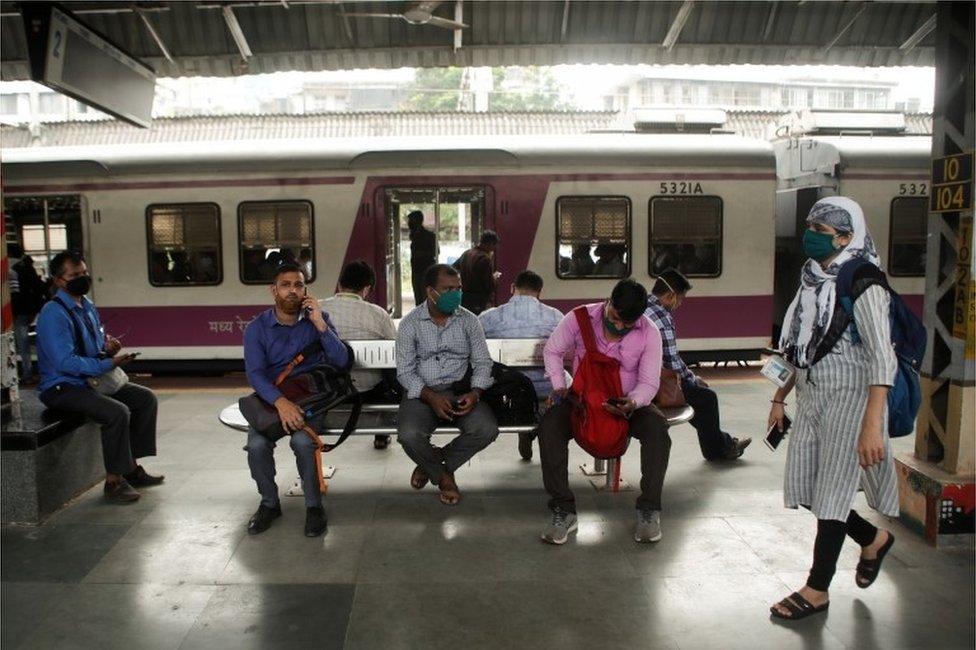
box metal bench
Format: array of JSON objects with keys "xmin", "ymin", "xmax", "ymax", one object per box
[{"xmin": 219, "ymin": 338, "xmax": 694, "ymax": 493}]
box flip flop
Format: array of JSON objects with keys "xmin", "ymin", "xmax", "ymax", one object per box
[
  {"xmin": 770, "ymin": 592, "xmax": 829, "ymax": 621},
  {"xmin": 410, "ymin": 466, "xmax": 429, "ymax": 490},
  {"xmin": 856, "ymin": 532, "xmax": 895, "ymax": 589},
  {"xmin": 439, "ymin": 487, "xmax": 460, "ymax": 506}
]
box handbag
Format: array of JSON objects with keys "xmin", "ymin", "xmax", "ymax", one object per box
[
  {"xmin": 653, "ymin": 369, "xmax": 687, "ymax": 408},
  {"xmin": 239, "ymin": 339, "xmax": 360, "ymax": 493},
  {"xmin": 53, "ymin": 299, "xmax": 129, "ymax": 395}
]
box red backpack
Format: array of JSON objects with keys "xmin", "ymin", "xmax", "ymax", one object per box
[{"xmin": 569, "ymin": 306, "xmax": 630, "ymax": 459}]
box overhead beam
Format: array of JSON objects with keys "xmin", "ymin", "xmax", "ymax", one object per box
[
  {"xmin": 900, "ymin": 13, "xmax": 937, "ymax": 52},
  {"xmin": 135, "ymin": 7, "xmax": 174, "ymax": 63},
  {"xmin": 662, "ymin": 0, "xmax": 695, "ymax": 52},
  {"xmin": 222, "ymin": 5, "xmax": 253, "ymax": 60},
  {"xmin": 336, "ymin": 3, "xmax": 355, "ymax": 44},
  {"xmin": 762, "ymin": 1, "xmax": 779, "ymax": 43},
  {"xmin": 453, "ymin": 0, "xmax": 463, "ymax": 53},
  {"xmin": 561, "ymin": 0, "xmax": 571, "ymax": 42},
  {"xmin": 823, "ymin": 2, "xmax": 868, "ymax": 53}
]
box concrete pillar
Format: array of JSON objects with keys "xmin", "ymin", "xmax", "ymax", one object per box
[{"xmin": 897, "ymin": 0, "xmax": 975, "ymax": 547}]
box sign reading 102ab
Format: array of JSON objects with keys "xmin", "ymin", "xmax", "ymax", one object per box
[{"xmin": 930, "ymin": 152, "xmax": 974, "ymax": 213}]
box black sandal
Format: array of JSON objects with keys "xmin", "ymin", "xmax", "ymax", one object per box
[
  {"xmin": 770, "ymin": 592, "xmax": 829, "ymax": 620},
  {"xmin": 856, "ymin": 532, "xmax": 895, "ymax": 589}
]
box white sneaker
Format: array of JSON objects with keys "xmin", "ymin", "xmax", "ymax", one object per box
[
  {"xmin": 541, "ymin": 508, "xmax": 578, "ymax": 545},
  {"xmin": 635, "ymin": 509, "xmax": 662, "ymax": 543}
]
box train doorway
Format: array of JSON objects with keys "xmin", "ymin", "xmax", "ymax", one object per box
[
  {"xmin": 772, "ymin": 186, "xmax": 824, "ymax": 342},
  {"xmin": 383, "ymin": 186, "xmax": 486, "ymax": 317},
  {"xmin": 3, "ymin": 194, "xmax": 84, "ymax": 285}
]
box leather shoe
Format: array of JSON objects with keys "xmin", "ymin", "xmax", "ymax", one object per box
[
  {"xmin": 247, "ymin": 503, "xmax": 282, "ymax": 535},
  {"xmin": 518, "ymin": 432, "xmax": 534, "ymax": 461},
  {"xmin": 373, "ymin": 435, "xmax": 391, "ymax": 450},
  {"xmin": 723, "ymin": 437, "xmax": 753, "ymax": 460},
  {"xmin": 104, "ymin": 477, "xmax": 140, "ymax": 504},
  {"xmin": 124, "ymin": 465, "xmax": 165, "ymax": 487},
  {"xmin": 305, "ymin": 506, "xmax": 328, "ymax": 537}
]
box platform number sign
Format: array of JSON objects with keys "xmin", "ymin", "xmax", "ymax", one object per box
[{"xmin": 930, "ymin": 152, "xmax": 974, "ymax": 213}]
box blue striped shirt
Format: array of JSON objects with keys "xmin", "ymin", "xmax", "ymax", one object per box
[{"xmin": 479, "ymin": 295, "xmax": 564, "ymax": 398}]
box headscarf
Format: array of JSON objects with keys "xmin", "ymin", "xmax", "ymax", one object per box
[{"xmin": 779, "ymin": 196, "xmax": 880, "ymax": 367}]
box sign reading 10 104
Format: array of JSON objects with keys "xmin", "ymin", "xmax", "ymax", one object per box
[{"xmin": 930, "ymin": 152, "xmax": 974, "ymax": 213}]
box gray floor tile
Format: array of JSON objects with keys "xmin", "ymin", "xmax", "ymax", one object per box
[
  {"xmin": 0, "ymin": 582, "xmax": 73, "ymax": 649},
  {"xmin": 19, "ymin": 583, "xmax": 217, "ymax": 650},
  {"xmin": 1, "ymin": 523, "xmax": 132, "ymax": 583},
  {"xmin": 179, "ymin": 583, "xmax": 354, "ymax": 650}
]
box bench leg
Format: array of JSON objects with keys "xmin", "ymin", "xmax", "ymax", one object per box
[
  {"xmin": 587, "ymin": 457, "xmax": 631, "ymax": 492},
  {"xmin": 285, "ymin": 465, "xmax": 337, "ymax": 497},
  {"xmin": 580, "ymin": 457, "xmax": 607, "ymax": 476}
]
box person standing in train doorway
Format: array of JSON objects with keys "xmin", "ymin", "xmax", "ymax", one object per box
[
  {"xmin": 769, "ymin": 197, "xmax": 898, "ymax": 621},
  {"xmin": 644, "ymin": 268, "xmax": 752, "ymax": 461},
  {"xmin": 35, "ymin": 251, "xmax": 164, "ymax": 504},
  {"xmin": 454, "ymin": 230, "xmax": 501, "ymax": 315},
  {"xmin": 407, "ymin": 210, "xmax": 438, "ymax": 307}
]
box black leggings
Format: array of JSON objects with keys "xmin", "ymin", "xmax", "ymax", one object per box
[{"xmin": 807, "ymin": 509, "xmax": 879, "ymax": 591}]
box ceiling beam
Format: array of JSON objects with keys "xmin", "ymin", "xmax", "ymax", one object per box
[
  {"xmin": 561, "ymin": 0, "xmax": 571, "ymax": 42},
  {"xmin": 135, "ymin": 7, "xmax": 174, "ymax": 63},
  {"xmin": 222, "ymin": 5, "xmax": 253, "ymax": 60},
  {"xmin": 899, "ymin": 13, "xmax": 936, "ymax": 52},
  {"xmin": 662, "ymin": 0, "xmax": 695, "ymax": 52},
  {"xmin": 453, "ymin": 0, "xmax": 463, "ymax": 53},
  {"xmin": 336, "ymin": 2, "xmax": 356, "ymax": 44},
  {"xmin": 823, "ymin": 2, "xmax": 868, "ymax": 53},
  {"xmin": 762, "ymin": 1, "xmax": 779, "ymax": 43}
]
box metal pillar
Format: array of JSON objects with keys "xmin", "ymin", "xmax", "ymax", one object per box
[{"xmin": 897, "ymin": 0, "xmax": 975, "ymax": 546}]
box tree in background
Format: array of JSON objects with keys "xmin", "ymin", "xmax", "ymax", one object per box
[{"xmin": 399, "ymin": 67, "xmax": 570, "ymax": 111}]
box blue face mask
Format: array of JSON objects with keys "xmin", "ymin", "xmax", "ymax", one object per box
[
  {"xmin": 433, "ymin": 288, "xmax": 463, "ymax": 315},
  {"xmin": 803, "ymin": 229, "xmax": 840, "ymax": 262}
]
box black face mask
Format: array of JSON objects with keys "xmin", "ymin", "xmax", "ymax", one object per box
[{"xmin": 65, "ymin": 275, "xmax": 92, "ymax": 296}]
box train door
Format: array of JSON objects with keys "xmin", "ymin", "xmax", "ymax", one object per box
[
  {"xmin": 383, "ymin": 186, "xmax": 486, "ymax": 317},
  {"xmin": 772, "ymin": 186, "xmax": 822, "ymax": 341},
  {"xmin": 3, "ymin": 194, "xmax": 85, "ymax": 287}
]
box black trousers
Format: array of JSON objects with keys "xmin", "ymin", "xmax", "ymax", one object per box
[
  {"xmin": 40, "ymin": 382, "xmax": 158, "ymax": 475},
  {"xmin": 682, "ymin": 381, "xmax": 735, "ymax": 460},
  {"xmin": 538, "ymin": 402, "xmax": 671, "ymax": 513},
  {"xmin": 807, "ymin": 509, "xmax": 879, "ymax": 591}
]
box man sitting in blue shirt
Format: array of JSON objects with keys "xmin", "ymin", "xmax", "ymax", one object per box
[
  {"xmin": 644, "ymin": 269, "xmax": 751, "ymax": 462},
  {"xmin": 36, "ymin": 251, "xmax": 163, "ymax": 504},
  {"xmin": 479, "ymin": 270, "xmax": 563, "ymax": 460},
  {"xmin": 243, "ymin": 261, "xmax": 350, "ymax": 537}
]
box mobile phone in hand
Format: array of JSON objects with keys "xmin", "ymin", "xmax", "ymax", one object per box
[{"xmin": 764, "ymin": 413, "xmax": 792, "ymax": 451}]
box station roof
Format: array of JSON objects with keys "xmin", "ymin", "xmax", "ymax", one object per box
[{"xmin": 0, "ymin": 1, "xmax": 937, "ymax": 80}]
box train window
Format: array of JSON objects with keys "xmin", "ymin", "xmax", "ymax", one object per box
[
  {"xmin": 889, "ymin": 197, "xmax": 927, "ymax": 277},
  {"xmin": 649, "ymin": 196, "xmax": 722, "ymax": 278},
  {"xmin": 146, "ymin": 203, "xmax": 222, "ymax": 286},
  {"xmin": 239, "ymin": 200, "xmax": 315, "ymax": 284},
  {"xmin": 555, "ymin": 196, "xmax": 631, "ymax": 279}
]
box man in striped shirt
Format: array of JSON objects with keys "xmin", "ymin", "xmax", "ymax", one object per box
[
  {"xmin": 396, "ymin": 264, "xmax": 497, "ymax": 506},
  {"xmin": 644, "ymin": 269, "xmax": 751, "ymax": 462}
]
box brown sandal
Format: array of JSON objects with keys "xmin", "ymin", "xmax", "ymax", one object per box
[
  {"xmin": 410, "ymin": 466, "xmax": 429, "ymax": 490},
  {"xmin": 438, "ymin": 472, "xmax": 460, "ymax": 506}
]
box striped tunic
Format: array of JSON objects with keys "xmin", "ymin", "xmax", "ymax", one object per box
[{"xmin": 784, "ymin": 284, "xmax": 900, "ymax": 521}]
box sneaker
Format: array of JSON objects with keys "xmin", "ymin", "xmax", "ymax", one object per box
[
  {"xmin": 540, "ymin": 508, "xmax": 578, "ymax": 545},
  {"xmin": 247, "ymin": 503, "xmax": 282, "ymax": 535},
  {"xmin": 103, "ymin": 477, "xmax": 140, "ymax": 504},
  {"xmin": 635, "ymin": 509, "xmax": 662, "ymax": 543},
  {"xmin": 305, "ymin": 506, "xmax": 328, "ymax": 537},
  {"xmin": 722, "ymin": 437, "xmax": 753, "ymax": 460}
]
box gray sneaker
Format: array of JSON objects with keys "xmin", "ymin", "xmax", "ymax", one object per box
[
  {"xmin": 540, "ymin": 508, "xmax": 578, "ymax": 545},
  {"xmin": 635, "ymin": 509, "xmax": 662, "ymax": 543}
]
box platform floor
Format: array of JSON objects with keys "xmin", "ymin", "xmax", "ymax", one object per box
[{"xmin": 2, "ymin": 369, "xmax": 974, "ymax": 649}]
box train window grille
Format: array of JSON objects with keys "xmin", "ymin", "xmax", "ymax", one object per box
[
  {"xmin": 556, "ymin": 196, "xmax": 631, "ymax": 279},
  {"xmin": 649, "ymin": 196, "xmax": 723, "ymax": 278},
  {"xmin": 146, "ymin": 203, "xmax": 222, "ymax": 287},
  {"xmin": 888, "ymin": 197, "xmax": 927, "ymax": 277},
  {"xmin": 239, "ymin": 201, "xmax": 315, "ymax": 284}
]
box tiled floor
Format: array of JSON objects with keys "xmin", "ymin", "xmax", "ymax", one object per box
[{"xmin": 2, "ymin": 371, "xmax": 973, "ymax": 649}]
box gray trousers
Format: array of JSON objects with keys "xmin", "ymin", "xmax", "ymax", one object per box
[
  {"xmin": 246, "ymin": 427, "xmax": 322, "ymax": 509},
  {"xmin": 39, "ymin": 382, "xmax": 158, "ymax": 475},
  {"xmin": 396, "ymin": 395, "xmax": 499, "ymax": 484}
]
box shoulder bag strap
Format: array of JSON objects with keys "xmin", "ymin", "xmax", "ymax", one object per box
[
  {"xmin": 573, "ymin": 306, "xmax": 598, "ymax": 355},
  {"xmin": 273, "ymin": 339, "xmax": 324, "ymax": 386}
]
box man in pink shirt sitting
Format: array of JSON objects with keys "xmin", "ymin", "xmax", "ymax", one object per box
[{"xmin": 539, "ymin": 279, "xmax": 669, "ymax": 545}]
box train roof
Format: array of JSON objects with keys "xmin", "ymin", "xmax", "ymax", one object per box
[
  {"xmin": 773, "ymin": 135, "xmax": 931, "ymax": 180},
  {"xmin": 1, "ymin": 134, "xmax": 774, "ymax": 180}
]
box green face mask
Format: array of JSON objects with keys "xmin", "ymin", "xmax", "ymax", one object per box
[
  {"xmin": 803, "ymin": 229, "xmax": 840, "ymax": 262},
  {"xmin": 603, "ymin": 317, "xmax": 633, "ymax": 337},
  {"xmin": 433, "ymin": 288, "xmax": 463, "ymax": 314}
]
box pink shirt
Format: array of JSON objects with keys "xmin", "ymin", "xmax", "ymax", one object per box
[{"xmin": 543, "ymin": 302, "xmax": 663, "ymax": 407}]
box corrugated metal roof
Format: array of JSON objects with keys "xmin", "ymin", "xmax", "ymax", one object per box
[
  {"xmin": 0, "ymin": 109, "xmax": 931, "ymax": 148},
  {"xmin": 0, "ymin": 1, "xmax": 937, "ymax": 80}
]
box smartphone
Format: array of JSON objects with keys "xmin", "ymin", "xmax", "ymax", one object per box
[
  {"xmin": 764, "ymin": 413, "xmax": 792, "ymax": 451},
  {"xmin": 450, "ymin": 398, "xmax": 462, "ymax": 411}
]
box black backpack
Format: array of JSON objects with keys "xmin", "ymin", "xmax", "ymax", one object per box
[{"xmin": 483, "ymin": 362, "xmax": 540, "ymax": 427}]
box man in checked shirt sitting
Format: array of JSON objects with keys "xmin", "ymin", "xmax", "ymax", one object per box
[
  {"xmin": 396, "ymin": 263, "xmax": 498, "ymax": 505},
  {"xmin": 644, "ymin": 268, "xmax": 751, "ymax": 462}
]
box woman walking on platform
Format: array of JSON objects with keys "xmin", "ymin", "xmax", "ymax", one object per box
[{"xmin": 768, "ymin": 196, "xmax": 898, "ymax": 621}]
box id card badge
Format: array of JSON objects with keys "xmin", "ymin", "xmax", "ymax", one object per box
[{"xmin": 761, "ymin": 355, "xmax": 795, "ymax": 388}]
